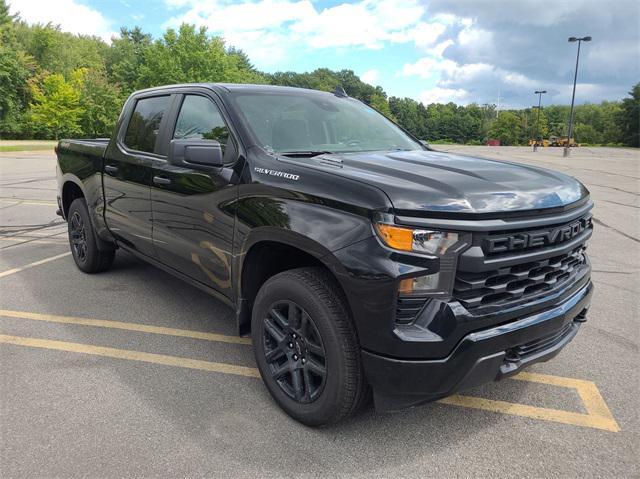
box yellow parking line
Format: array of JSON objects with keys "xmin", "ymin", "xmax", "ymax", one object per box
[
  {"xmin": 0, "ymin": 237, "xmax": 67, "ymax": 245},
  {"xmin": 440, "ymin": 372, "xmax": 620, "ymax": 432},
  {"xmin": 0, "ymin": 199, "xmax": 57, "ymax": 206},
  {"xmin": 513, "ymin": 371, "xmax": 618, "ymax": 425},
  {"xmin": 0, "ymin": 311, "xmax": 619, "ymax": 432},
  {"xmin": 0, "ymin": 309, "xmax": 252, "ymax": 345},
  {"xmin": 0, "ymin": 334, "xmax": 260, "ymax": 378},
  {"xmin": 0, "ymin": 252, "xmax": 71, "ymax": 278}
]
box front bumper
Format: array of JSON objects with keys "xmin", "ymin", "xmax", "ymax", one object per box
[{"xmin": 362, "ymin": 281, "xmax": 592, "ymax": 412}]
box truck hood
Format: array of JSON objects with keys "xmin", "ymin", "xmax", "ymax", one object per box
[{"xmin": 292, "ymin": 149, "xmax": 588, "ymax": 215}]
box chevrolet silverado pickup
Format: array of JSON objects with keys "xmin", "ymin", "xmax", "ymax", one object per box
[{"xmin": 56, "ymin": 83, "xmax": 593, "ymax": 425}]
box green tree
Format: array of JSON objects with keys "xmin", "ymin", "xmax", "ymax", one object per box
[
  {"xmin": 105, "ymin": 27, "xmax": 152, "ymax": 94},
  {"xmin": 13, "ymin": 22, "xmax": 106, "ymax": 77},
  {"xmin": 617, "ymin": 83, "xmax": 640, "ymax": 147},
  {"xmin": 369, "ymin": 92, "xmax": 392, "ymax": 118},
  {"xmin": 0, "ymin": 0, "xmax": 15, "ymax": 26},
  {"xmin": 487, "ymin": 111, "xmax": 523, "ymax": 145},
  {"xmin": 136, "ymin": 24, "xmax": 255, "ymax": 88},
  {"xmin": 0, "ymin": 6, "xmax": 633, "ymax": 146},
  {"xmin": 0, "ymin": 1, "xmax": 36, "ymax": 137},
  {"xmin": 389, "ymin": 97, "xmax": 422, "ymax": 137},
  {"xmin": 573, "ymin": 123, "xmax": 601, "ymax": 144},
  {"xmin": 527, "ymin": 107, "xmax": 549, "ymax": 142},
  {"xmin": 29, "ymin": 71, "xmax": 83, "ymax": 139},
  {"xmin": 78, "ymin": 68, "xmax": 123, "ymax": 137}
]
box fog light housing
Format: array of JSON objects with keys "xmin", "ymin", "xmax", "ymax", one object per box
[{"xmin": 399, "ymin": 273, "xmax": 441, "ymax": 294}]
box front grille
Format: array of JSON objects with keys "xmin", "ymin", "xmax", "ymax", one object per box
[
  {"xmin": 506, "ymin": 321, "xmax": 574, "ymax": 360},
  {"xmin": 454, "ymin": 244, "xmax": 588, "ymax": 310}
]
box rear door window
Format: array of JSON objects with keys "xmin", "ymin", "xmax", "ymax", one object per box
[{"xmin": 124, "ymin": 96, "xmax": 171, "ymax": 153}]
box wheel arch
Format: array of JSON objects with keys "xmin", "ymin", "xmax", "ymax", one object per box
[
  {"xmin": 61, "ymin": 178, "xmax": 86, "ymax": 219},
  {"xmin": 235, "ymin": 230, "xmax": 353, "ymax": 336}
]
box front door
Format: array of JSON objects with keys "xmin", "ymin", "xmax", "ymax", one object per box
[
  {"xmin": 104, "ymin": 94, "xmax": 173, "ymax": 258},
  {"xmin": 150, "ymin": 93, "xmax": 239, "ymax": 299}
]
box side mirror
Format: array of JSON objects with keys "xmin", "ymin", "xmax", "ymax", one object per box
[
  {"xmin": 420, "ymin": 139, "xmax": 434, "ymax": 151},
  {"xmin": 168, "ymin": 139, "xmax": 223, "ymax": 169}
]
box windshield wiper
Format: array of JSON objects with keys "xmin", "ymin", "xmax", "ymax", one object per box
[{"xmin": 278, "ymin": 150, "xmax": 333, "ymax": 158}]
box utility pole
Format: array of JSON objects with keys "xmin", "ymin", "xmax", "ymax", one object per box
[
  {"xmin": 564, "ymin": 35, "xmax": 591, "ymax": 157},
  {"xmin": 533, "ymin": 90, "xmax": 547, "ymax": 152}
]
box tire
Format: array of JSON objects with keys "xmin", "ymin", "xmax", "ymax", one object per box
[
  {"xmin": 251, "ymin": 267, "xmax": 369, "ymax": 426},
  {"xmin": 67, "ymin": 198, "xmax": 115, "ymax": 273}
]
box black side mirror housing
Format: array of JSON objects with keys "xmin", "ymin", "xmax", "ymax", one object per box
[
  {"xmin": 420, "ymin": 139, "xmax": 434, "ymax": 151},
  {"xmin": 168, "ymin": 139, "xmax": 223, "ymax": 169}
]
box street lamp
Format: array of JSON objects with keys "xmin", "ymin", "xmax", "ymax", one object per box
[
  {"xmin": 533, "ymin": 90, "xmax": 547, "ymax": 151},
  {"xmin": 564, "ymin": 35, "xmax": 592, "ymax": 157}
]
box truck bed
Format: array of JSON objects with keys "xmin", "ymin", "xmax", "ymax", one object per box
[
  {"xmin": 56, "ymin": 138, "xmax": 111, "ymax": 212},
  {"xmin": 57, "ymin": 138, "xmax": 110, "ymax": 158}
]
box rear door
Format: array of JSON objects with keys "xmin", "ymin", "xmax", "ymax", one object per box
[
  {"xmin": 103, "ymin": 94, "xmax": 173, "ymax": 258},
  {"xmin": 150, "ymin": 92, "xmax": 240, "ymax": 299}
]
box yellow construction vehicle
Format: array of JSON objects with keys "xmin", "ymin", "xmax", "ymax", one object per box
[
  {"xmin": 549, "ymin": 136, "xmax": 579, "ymax": 147},
  {"xmin": 528, "ymin": 138, "xmax": 551, "ymax": 147}
]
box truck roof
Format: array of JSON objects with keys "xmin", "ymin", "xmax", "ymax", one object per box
[{"xmin": 131, "ymin": 82, "xmax": 335, "ymax": 97}]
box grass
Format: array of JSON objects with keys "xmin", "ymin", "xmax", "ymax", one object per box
[
  {"xmin": 0, "ymin": 144, "xmax": 56, "ymax": 152},
  {"xmin": 0, "ymin": 140, "xmax": 57, "ymax": 152}
]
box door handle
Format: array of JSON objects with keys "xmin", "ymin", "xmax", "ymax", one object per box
[
  {"xmin": 153, "ymin": 175, "xmax": 172, "ymax": 186},
  {"xmin": 104, "ymin": 165, "xmax": 118, "ymax": 175}
]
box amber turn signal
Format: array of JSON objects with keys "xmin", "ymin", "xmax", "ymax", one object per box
[{"xmin": 374, "ymin": 223, "xmax": 414, "ymax": 251}]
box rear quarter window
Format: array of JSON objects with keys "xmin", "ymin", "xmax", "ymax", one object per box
[{"xmin": 123, "ymin": 96, "xmax": 171, "ymax": 153}]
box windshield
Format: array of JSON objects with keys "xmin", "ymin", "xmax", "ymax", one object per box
[{"xmin": 232, "ymin": 91, "xmax": 422, "ymax": 154}]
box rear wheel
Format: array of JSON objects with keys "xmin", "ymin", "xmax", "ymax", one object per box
[
  {"xmin": 251, "ymin": 267, "xmax": 368, "ymax": 426},
  {"xmin": 67, "ymin": 198, "xmax": 115, "ymax": 273}
]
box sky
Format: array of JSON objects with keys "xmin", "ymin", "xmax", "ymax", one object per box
[{"xmin": 10, "ymin": 0, "xmax": 640, "ymax": 108}]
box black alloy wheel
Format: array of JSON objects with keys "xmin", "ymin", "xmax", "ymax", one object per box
[
  {"xmin": 262, "ymin": 301, "xmax": 327, "ymax": 403},
  {"xmin": 69, "ymin": 210, "xmax": 88, "ymax": 263},
  {"xmin": 67, "ymin": 198, "xmax": 115, "ymax": 273},
  {"xmin": 251, "ymin": 267, "xmax": 369, "ymax": 425}
]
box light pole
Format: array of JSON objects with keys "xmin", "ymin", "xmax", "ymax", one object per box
[
  {"xmin": 564, "ymin": 35, "xmax": 591, "ymax": 157},
  {"xmin": 533, "ymin": 90, "xmax": 547, "ymax": 151}
]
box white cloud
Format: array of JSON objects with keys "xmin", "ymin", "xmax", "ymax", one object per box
[
  {"xmin": 401, "ymin": 55, "xmax": 494, "ymax": 83},
  {"xmin": 389, "ymin": 21, "xmax": 445, "ymax": 48},
  {"xmin": 432, "ymin": 39, "xmax": 454, "ymax": 57},
  {"xmin": 9, "ymin": 0, "xmax": 115, "ymax": 42},
  {"xmin": 401, "ymin": 57, "xmax": 452, "ymax": 79},
  {"xmin": 164, "ymin": 0, "xmax": 432, "ymax": 65},
  {"xmin": 360, "ymin": 69, "xmax": 379, "ymax": 85},
  {"xmin": 420, "ymin": 87, "xmax": 469, "ymax": 104}
]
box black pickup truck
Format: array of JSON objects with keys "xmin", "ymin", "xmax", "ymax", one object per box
[{"xmin": 56, "ymin": 83, "xmax": 593, "ymax": 425}]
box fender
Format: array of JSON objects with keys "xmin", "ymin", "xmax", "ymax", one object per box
[
  {"xmin": 58, "ymin": 172, "xmax": 115, "ymax": 248},
  {"xmin": 233, "ymin": 216, "xmax": 374, "ymax": 335}
]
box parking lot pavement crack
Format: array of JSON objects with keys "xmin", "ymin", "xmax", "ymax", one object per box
[
  {"xmin": 592, "ymin": 218, "xmax": 640, "ymax": 244},
  {"xmin": 598, "ymin": 199, "xmax": 640, "ymax": 209},
  {"xmin": 589, "ymin": 184, "xmax": 640, "ymax": 196},
  {"xmin": 591, "ymin": 269, "xmax": 636, "ymax": 274},
  {"xmin": 0, "ymin": 177, "xmax": 55, "ymax": 187},
  {"xmin": 0, "ymin": 232, "xmax": 68, "ymax": 249},
  {"xmin": 0, "ymin": 220, "xmax": 66, "ymax": 237}
]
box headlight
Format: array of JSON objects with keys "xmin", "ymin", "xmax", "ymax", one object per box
[
  {"xmin": 374, "ymin": 219, "xmax": 463, "ymax": 299},
  {"xmin": 374, "ymin": 222, "xmax": 459, "ymax": 255}
]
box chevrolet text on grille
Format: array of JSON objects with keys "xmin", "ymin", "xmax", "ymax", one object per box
[{"xmin": 484, "ymin": 217, "xmax": 592, "ymax": 253}]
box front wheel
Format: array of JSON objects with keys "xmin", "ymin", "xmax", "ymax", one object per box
[
  {"xmin": 251, "ymin": 267, "xmax": 369, "ymax": 426},
  {"xmin": 67, "ymin": 198, "xmax": 115, "ymax": 273}
]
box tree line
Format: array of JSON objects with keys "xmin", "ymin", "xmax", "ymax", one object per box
[{"xmin": 1, "ymin": 1, "xmax": 638, "ymax": 147}]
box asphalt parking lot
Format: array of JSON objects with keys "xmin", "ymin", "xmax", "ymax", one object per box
[{"xmin": 1, "ymin": 146, "xmax": 638, "ymax": 478}]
